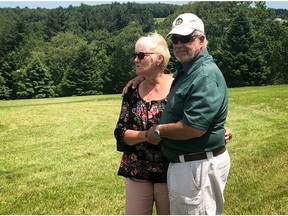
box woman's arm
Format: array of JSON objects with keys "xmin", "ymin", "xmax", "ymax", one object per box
[{"xmin": 123, "ymin": 129, "xmax": 148, "ymax": 145}]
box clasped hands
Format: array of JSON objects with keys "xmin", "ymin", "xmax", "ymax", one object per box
[{"xmin": 145, "ymin": 126, "xmax": 161, "ymax": 145}]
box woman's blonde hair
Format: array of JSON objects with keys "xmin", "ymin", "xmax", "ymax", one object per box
[{"xmin": 135, "ymin": 32, "xmax": 171, "ymax": 70}]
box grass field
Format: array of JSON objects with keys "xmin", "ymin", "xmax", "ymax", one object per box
[{"xmin": 0, "ymin": 85, "xmax": 287, "ymax": 214}]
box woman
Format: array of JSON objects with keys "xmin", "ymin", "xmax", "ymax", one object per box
[{"xmin": 114, "ymin": 32, "xmax": 173, "ymax": 215}]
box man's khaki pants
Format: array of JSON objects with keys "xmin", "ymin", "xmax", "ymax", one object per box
[{"xmin": 168, "ymin": 150, "xmax": 231, "ymax": 215}]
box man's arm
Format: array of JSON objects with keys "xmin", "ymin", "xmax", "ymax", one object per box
[
  {"xmin": 146, "ymin": 121, "xmax": 206, "ymax": 145},
  {"xmin": 147, "ymin": 124, "xmax": 233, "ymax": 145},
  {"xmin": 121, "ymin": 73, "xmax": 173, "ymax": 96},
  {"xmin": 121, "ymin": 75, "xmax": 144, "ymax": 96},
  {"xmin": 159, "ymin": 121, "xmax": 206, "ymax": 139}
]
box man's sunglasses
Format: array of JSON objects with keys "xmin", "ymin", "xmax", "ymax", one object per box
[
  {"xmin": 171, "ymin": 35, "xmax": 199, "ymax": 45},
  {"xmin": 133, "ymin": 52, "xmax": 155, "ymax": 60}
]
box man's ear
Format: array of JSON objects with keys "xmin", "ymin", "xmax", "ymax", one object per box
[{"xmin": 199, "ymin": 34, "xmax": 205, "ymax": 43}]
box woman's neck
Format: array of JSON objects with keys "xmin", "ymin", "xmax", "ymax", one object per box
[{"xmin": 139, "ymin": 73, "xmax": 173, "ymax": 102}]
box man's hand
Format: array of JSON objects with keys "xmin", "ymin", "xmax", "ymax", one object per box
[{"xmin": 121, "ymin": 76, "xmax": 145, "ymax": 96}]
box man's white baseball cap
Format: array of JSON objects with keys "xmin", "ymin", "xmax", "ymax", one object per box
[{"xmin": 167, "ymin": 13, "xmax": 205, "ymax": 37}]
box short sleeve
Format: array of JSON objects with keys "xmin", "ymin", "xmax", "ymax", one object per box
[{"xmin": 182, "ymin": 76, "xmax": 224, "ymax": 130}]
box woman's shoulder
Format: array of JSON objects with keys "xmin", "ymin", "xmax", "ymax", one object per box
[
  {"xmin": 162, "ymin": 73, "xmax": 174, "ymax": 81},
  {"xmin": 123, "ymin": 86, "xmax": 139, "ymax": 101},
  {"xmin": 162, "ymin": 73, "xmax": 174, "ymax": 88}
]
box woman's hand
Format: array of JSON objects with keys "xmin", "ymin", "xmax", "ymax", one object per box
[{"xmin": 121, "ymin": 75, "xmax": 145, "ymax": 96}]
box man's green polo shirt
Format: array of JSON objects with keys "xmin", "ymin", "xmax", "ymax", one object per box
[{"xmin": 159, "ymin": 49, "xmax": 228, "ymax": 161}]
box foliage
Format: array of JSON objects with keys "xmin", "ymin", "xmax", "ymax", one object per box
[
  {"xmin": 60, "ymin": 44, "xmax": 105, "ymax": 96},
  {"xmin": 217, "ymin": 9, "xmax": 269, "ymax": 87},
  {"xmin": 274, "ymin": 8, "xmax": 288, "ymax": 19},
  {"xmin": 263, "ymin": 20, "xmax": 288, "ymax": 84},
  {"xmin": 108, "ymin": 21, "xmax": 143, "ymax": 93},
  {"xmin": 34, "ymin": 32, "xmax": 87, "ymax": 95},
  {"xmin": 16, "ymin": 57, "xmax": 55, "ymax": 99},
  {"xmin": 0, "ymin": 2, "xmax": 287, "ymax": 99},
  {"xmin": 0, "ymin": 72, "xmax": 11, "ymax": 99}
]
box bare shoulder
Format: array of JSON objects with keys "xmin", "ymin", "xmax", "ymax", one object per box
[
  {"xmin": 163, "ymin": 73, "xmax": 174, "ymax": 83},
  {"xmin": 161, "ymin": 73, "xmax": 174, "ymax": 90},
  {"xmin": 165, "ymin": 73, "xmax": 174, "ymax": 77},
  {"xmin": 163, "ymin": 73, "xmax": 174, "ymax": 79}
]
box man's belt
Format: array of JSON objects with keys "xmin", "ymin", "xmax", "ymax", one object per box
[{"xmin": 170, "ymin": 146, "xmax": 226, "ymax": 163}]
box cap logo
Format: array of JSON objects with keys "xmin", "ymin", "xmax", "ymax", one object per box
[{"xmin": 175, "ymin": 18, "xmax": 183, "ymax": 26}]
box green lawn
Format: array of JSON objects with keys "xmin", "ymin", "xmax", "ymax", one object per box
[{"xmin": 0, "ymin": 85, "xmax": 287, "ymax": 214}]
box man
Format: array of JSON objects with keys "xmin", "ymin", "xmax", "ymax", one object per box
[{"xmin": 146, "ymin": 13, "xmax": 230, "ymax": 215}]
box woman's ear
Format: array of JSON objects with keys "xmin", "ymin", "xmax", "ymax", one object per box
[{"xmin": 157, "ymin": 55, "xmax": 164, "ymax": 65}]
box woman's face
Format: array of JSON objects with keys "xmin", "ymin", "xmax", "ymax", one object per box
[{"xmin": 134, "ymin": 45, "xmax": 157, "ymax": 77}]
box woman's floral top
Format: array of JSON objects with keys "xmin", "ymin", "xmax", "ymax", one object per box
[{"xmin": 114, "ymin": 87, "xmax": 169, "ymax": 183}]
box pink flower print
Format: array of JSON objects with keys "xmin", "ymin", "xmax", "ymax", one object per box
[
  {"xmin": 131, "ymin": 169, "xmax": 138, "ymax": 176},
  {"xmin": 147, "ymin": 111, "xmax": 153, "ymax": 119},
  {"xmin": 121, "ymin": 154, "xmax": 128, "ymax": 164},
  {"xmin": 130, "ymin": 153, "xmax": 138, "ymax": 161},
  {"xmin": 151, "ymin": 105, "xmax": 159, "ymax": 115},
  {"xmin": 142, "ymin": 113, "xmax": 148, "ymax": 120},
  {"xmin": 135, "ymin": 107, "xmax": 141, "ymax": 116}
]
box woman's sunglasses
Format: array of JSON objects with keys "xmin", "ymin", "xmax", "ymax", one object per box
[
  {"xmin": 133, "ymin": 52, "xmax": 155, "ymax": 60},
  {"xmin": 171, "ymin": 35, "xmax": 199, "ymax": 45}
]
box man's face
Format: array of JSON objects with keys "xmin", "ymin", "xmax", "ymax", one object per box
[{"xmin": 171, "ymin": 34, "xmax": 203, "ymax": 66}]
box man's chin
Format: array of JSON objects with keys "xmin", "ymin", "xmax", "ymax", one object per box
[{"xmin": 176, "ymin": 55, "xmax": 190, "ymax": 65}]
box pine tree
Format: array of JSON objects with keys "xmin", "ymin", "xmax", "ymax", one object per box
[
  {"xmin": 45, "ymin": 7, "xmax": 70, "ymax": 40},
  {"xmin": 217, "ymin": 9, "xmax": 269, "ymax": 87},
  {"xmin": 108, "ymin": 22, "xmax": 143, "ymax": 93},
  {"xmin": 0, "ymin": 72, "xmax": 12, "ymax": 100},
  {"xmin": 60, "ymin": 44, "xmax": 104, "ymax": 96},
  {"xmin": 16, "ymin": 57, "xmax": 55, "ymax": 99}
]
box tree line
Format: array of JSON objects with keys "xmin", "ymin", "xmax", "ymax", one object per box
[{"xmin": 0, "ymin": 1, "xmax": 287, "ymax": 100}]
